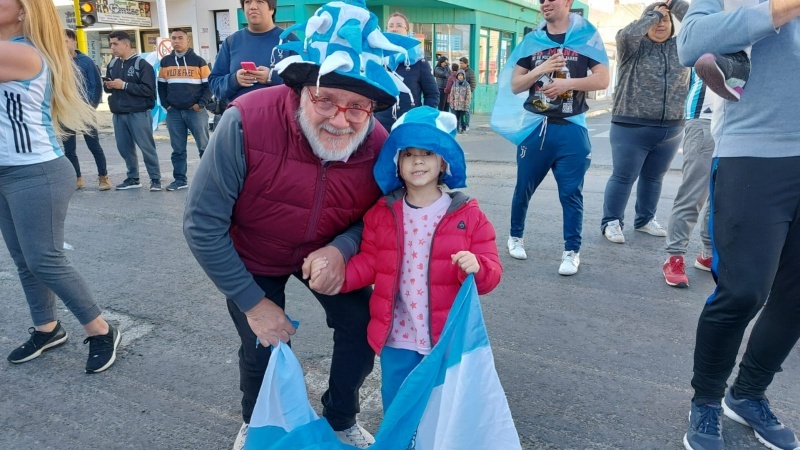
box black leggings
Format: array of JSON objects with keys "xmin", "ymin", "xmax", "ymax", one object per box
[{"xmin": 692, "ymin": 157, "xmax": 800, "ymax": 403}]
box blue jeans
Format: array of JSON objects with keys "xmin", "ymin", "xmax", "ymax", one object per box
[
  {"xmin": 380, "ymin": 346, "xmax": 424, "ymax": 412},
  {"xmin": 166, "ymin": 108, "xmax": 209, "ymax": 183},
  {"xmin": 510, "ymin": 121, "xmax": 592, "ymax": 252},
  {"xmin": 112, "ymin": 111, "xmax": 161, "ymax": 181},
  {"xmin": 601, "ymin": 123, "xmax": 683, "ymax": 231},
  {"xmin": 62, "ymin": 127, "xmax": 107, "ymax": 177}
]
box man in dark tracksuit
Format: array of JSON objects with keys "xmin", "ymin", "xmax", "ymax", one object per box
[
  {"xmin": 678, "ymin": 0, "xmax": 800, "ymax": 449},
  {"xmin": 158, "ymin": 28, "xmax": 212, "ymax": 191},
  {"xmin": 63, "ymin": 28, "xmax": 110, "ymax": 191},
  {"xmin": 104, "ymin": 30, "xmax": 161, "ymax": 191}
]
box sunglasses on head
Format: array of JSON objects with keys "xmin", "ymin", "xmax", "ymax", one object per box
[{"xmin": 539, "ymin": 0, "xmax": 557, "ymax": 3}]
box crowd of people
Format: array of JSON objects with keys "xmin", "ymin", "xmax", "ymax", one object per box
[{"xmin": 2, "ymin": 0, "xmax": 799, "ymax": 449}]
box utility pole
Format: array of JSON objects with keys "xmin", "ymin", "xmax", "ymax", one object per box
[{"xmin": 157, "ymin": 0, "xmax": 169, "ymax": 38}]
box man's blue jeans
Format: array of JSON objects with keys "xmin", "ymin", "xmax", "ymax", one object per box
[{"xmin": 166, "ymin": 108, "xmax": 209, "ymax": 183}]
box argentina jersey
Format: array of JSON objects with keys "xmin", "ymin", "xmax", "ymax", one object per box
[{"xmin": 0, "ymin": 36, "xmax": 62, "ymax": 166}]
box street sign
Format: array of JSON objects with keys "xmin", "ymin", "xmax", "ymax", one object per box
[
  {"xmin": 97, "ymin": 0, "xmax": 152, "ymax": 27},
  {"xmin": 157, "ymin": 38, "xmax": 172, "ymax": 58}
]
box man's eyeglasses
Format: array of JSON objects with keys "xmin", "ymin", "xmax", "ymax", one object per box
[
  {"xmin": 539, "ymin": 0, "xmax": 557, "ymax": 4},
  {"xmin": 306, "ymin": 88, "xmax": 374, "ymax": 123}
]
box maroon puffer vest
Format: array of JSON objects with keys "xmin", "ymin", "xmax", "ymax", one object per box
[{"xmin": 229, "ymin": 85, "xmax": 385, "ymax": 276}]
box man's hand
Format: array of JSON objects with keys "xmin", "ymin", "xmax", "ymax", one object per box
[
  {"xmin": 302, "ymin": 246, "xmax": 345, "ymax": 295},
  {"xmin": 452, "ymin": 251, "xmax": 481, "ymax": 274},
  {"xmin": 236, "ymin": 69, "xmax": 257, "ymax": 88},
  {"xmin": 251, "ymin": 66, "xmax": 271, "ymax": 85},
  {"xmin": 191, "ymin": 104, "xmax": 202, "ymax": 111},
  {"xmin": 104, "ymin": 78, "xmax": 124, "ymax": 90},
  {"xmin": 534, "ymin": 53, "xmax": 566, "ymax": 77},
  {"xmin": 245, "ymin": 297, "xmax": 296, "ymax": 347},
  {"xmin": 541, "ymin": 78, "xmax": 573, "ymax": 99},
  {"xmin": 654, "ymin": 4, "xmax": 670, "ymax": 16}
]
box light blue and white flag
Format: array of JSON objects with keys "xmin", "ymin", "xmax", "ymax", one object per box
[
  {"xmin": 245, "ymin": 275, "xmax": 520, "ymax": 450},
  {"xmin": 490, "ymin": 13, "xmax": 608, "ymax": 145},
  {"xmin": 140, "ymin": 52, "xmax": 168, "ymax": 131}
]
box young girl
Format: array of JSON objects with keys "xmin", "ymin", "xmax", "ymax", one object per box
[
  {"xmin": 308, "ymin": 106, "xmax": 502, "ymax": 411},
  {"xmin": 448, "ymin": 70, "xmax": 472, "ymax": 133}
]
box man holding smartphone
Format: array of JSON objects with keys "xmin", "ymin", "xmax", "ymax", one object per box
[
  {"xmin": 158, "ymin": 28, "xmax": 212, "ymax": 191},
  {"xmin": 208, "ymin": 0, "xmax": 298, "ymax": 104}
]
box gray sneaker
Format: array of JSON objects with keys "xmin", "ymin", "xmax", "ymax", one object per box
[
  {"xmin": 115, "ymin": 178, "xmax": 142, "ymax": 190},
  {"xmin": 723, "ymin": 390, "xmax": 800, "ymax": 450},
  {"xmin": 166, "ymin": 181, "xmax": 188, "ymax": 191},
  {"xmin": 150, "ymin": 180, "xmax": 163, "ymax": 191}
]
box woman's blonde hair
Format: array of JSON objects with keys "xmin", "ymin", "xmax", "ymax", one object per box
[{"xmin": 19, "ymin": 0, "xmax": 96, "ymax": 137}]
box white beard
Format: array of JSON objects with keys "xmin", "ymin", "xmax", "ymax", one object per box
[{"xmin": 296, "ymin": 95, "xmax": 370, "ymax": 162}]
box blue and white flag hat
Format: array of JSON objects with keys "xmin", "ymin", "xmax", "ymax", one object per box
[
  {"xmin": 374, "ymin": 106, "xmax": 467, "ymax": 195},
  {"xmin": 274, "ymin": 0, "xmax": 421, "ymax": 112}
]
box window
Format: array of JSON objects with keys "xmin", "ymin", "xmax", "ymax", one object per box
[
  {"xmin": 434, "ymin": 24, "xmax": 471, "ymax": 67},
  {"xmin": 479, "ymin": 28, "xmax": 514, "ymax": 85}
]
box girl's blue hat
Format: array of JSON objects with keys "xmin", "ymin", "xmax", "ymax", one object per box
[
  {"xmin": 374, "ymin": 106, "xmax": 467, "ymax": 194},
  {"xmin": 273, "ymin": 0, "xmax": 421, "ymax": 112}
]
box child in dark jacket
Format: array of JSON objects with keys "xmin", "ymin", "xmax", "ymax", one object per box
[{"xmin": 308, "ymin": 106, "xmax": 502, "ymax": 412}]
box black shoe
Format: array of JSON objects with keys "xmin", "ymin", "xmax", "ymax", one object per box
[
  {"xmin": 115, "ymin": 178, "xmax": 142, "ymax": 190},
  {"xmin": 7, "ymin": 321, "xmax": 69, "ymax": 363},
  {"xmin": 149, "ymin": 180, "xmax": 163, "ymax": 191},
  {"xmin": 84, "ymin": 324, "xmax": 121, "ymax": 374},
  {"xmin": 166, "ymin": 180, "xmax": 188, "ymax": 191}
]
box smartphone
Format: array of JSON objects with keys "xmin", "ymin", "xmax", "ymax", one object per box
[
  {"xmin": 102, "ymin": 77, "xmax": 112, "ymax": 82},
  {"xmin": 240, "ymin": 61, "xmax": 258, "ymax": 71}
]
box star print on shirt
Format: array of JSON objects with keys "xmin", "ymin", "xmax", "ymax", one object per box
[{"xmin": 410, "ymin": 301, "xmax": 417, "ymax": 309}]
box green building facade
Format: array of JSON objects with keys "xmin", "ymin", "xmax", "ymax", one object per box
[{"xmin": 239, "ymin": 0, "xmax": 589, "ymax": 113}]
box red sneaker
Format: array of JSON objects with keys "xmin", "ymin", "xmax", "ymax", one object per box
[
  {"xmin": 663, "ymin": 256, "xmax": 689, "ymax": 288},
  {"xmin": 694, "ymin": 252, "xmax": 712, "ymax": 272}
]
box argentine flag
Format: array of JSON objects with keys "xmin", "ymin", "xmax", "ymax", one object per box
[
  {"xmin": 245, "ymin": 275, "xmax": 521, "ymax": 450},
  {"xmin": 140, "ymin": 52, "xmax": 168, "ymax": 131}
]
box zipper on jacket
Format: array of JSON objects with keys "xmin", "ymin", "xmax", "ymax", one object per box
[
  {"xmin": 383, "ymin": 201, "xmax": 403, "ymax": 348},
  {"xmin": 661, "ymin": 45, "xmax": 668, "ymax": 123},
  {"xmin": 296, "ymin": 163, "xmax": 329, "ymax": 262}
]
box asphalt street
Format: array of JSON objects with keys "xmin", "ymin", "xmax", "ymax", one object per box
[{"xmin": 0, "ymin": 112, "xmax": 797, "ymax": 450}]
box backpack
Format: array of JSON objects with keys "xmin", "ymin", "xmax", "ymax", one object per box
[{"xmin": 107, "ymin": 56, "xmax": 155, "ymax": 100}]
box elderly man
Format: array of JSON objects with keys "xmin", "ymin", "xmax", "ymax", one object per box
[{"xmin": 183, "ymin": 1, "xmax": 419, "ymax": 449}]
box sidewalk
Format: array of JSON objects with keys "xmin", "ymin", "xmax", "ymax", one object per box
[{"xmin": 93, "ymin": 97, "xmax": 614, "ymax": 138}]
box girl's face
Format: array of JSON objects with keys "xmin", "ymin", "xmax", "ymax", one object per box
[
  {"xmin": 386, "ymin": 16, "xmax": 408, "ymax": 35},
  {"xmin": 399, "ymin": 148, "xmax": 445, "ymax": 190},
  {"xmin": 0, "ymin": 0, "xmax": 23, "ymax": 30},
  {"xmin": 647, "ymin": 12, "xmax": 672, "ymax": 43},
  {"xmin": 457, "ymin": 74, "xmax": 464, "ymax": 80}
]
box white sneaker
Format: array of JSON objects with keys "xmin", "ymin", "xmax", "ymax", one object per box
[
  {"xmin": 558, "ymin": 251, "xmax": 580, "ymax": 276},
  {"xmin": 635, "ymin": 219, "xmax": 667, "ymax": 237},
  {"xmin": 232, "ymin": 423, "xmax": 248, "ymax": 450},
  {"xmin": 335, "ymin": 423, "xmax": 375, "ymax": 448},
  {"xmin": 507, "ymin": 236, "xmax": 527, "ymax": 260},
  {"xmin": 603, "ymin": 220, "xmax": 625, "ymax": 244}
]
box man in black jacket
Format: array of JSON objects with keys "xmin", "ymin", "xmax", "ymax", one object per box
[
  {"xmin": 104, "ymin": 30, "xmax": 162, "ymax": 191},
  {"xmin": 158, "ymin": 28, "xmax": 212, "ymax": 191}
]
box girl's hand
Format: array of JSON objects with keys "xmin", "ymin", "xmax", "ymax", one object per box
[
  {"xmin": 304, "ymin": 256, "xmax": 329, "ymax": 291},
  {"xmin": 452, "ymin": 251, "xmax": 480, "ymax": 274}
]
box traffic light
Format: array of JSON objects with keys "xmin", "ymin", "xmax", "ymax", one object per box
[{"xmin": 78, "ymin": 0, "xmax": 98, "ymax": 27}]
